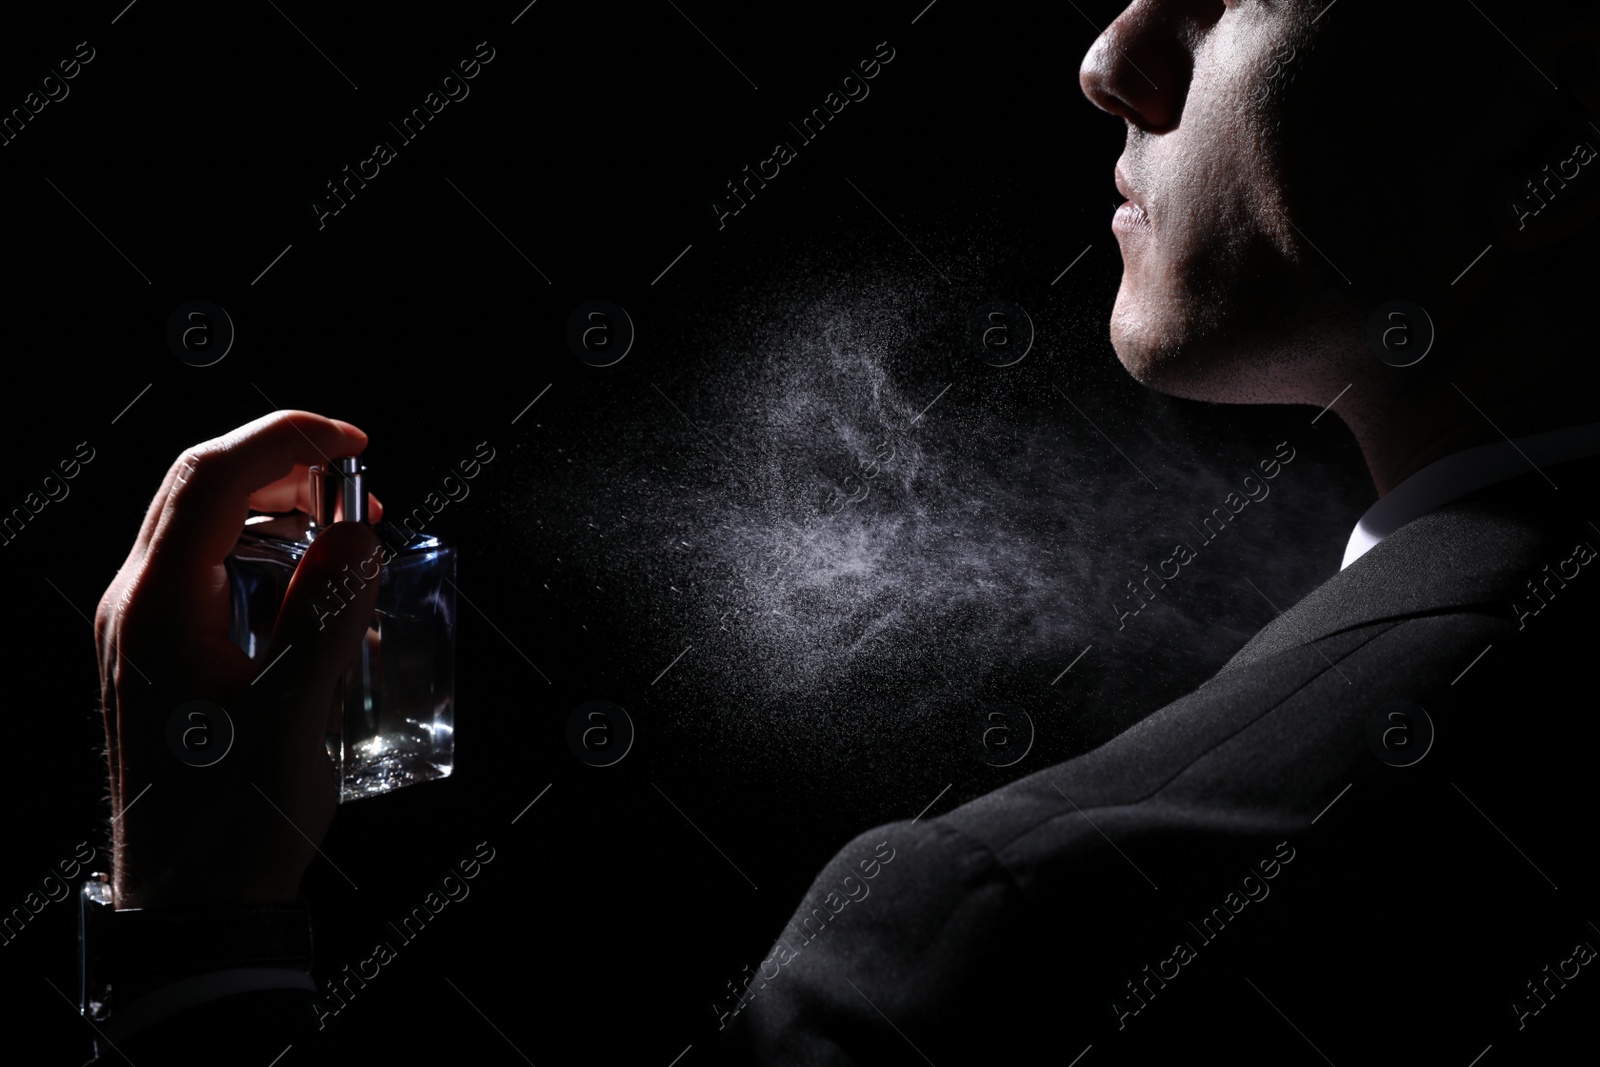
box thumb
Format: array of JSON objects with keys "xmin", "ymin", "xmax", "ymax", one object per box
[{"xmin": 264, "ymin": 521, "xmax": 385, "ymax": 714}]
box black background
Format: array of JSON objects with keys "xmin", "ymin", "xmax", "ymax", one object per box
[{"xmin": 0, "ymin": 1, "xmax": 1377, "ymax": 1062}]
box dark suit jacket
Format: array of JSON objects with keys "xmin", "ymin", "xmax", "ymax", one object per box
[
  {"xmin": 712, "ymin": 456, "xmax": 1600, "ymax": 1065},
  {"xmin": 81, "ymin": 458, "xmax": 1600, "ymax": 1065}
]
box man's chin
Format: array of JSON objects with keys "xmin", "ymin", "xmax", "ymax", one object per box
[
  {"xmin": 1111, "ymin": 314, "xmax": 1341, "ymax": 408},
  {"xmin": 1109, "ymin": 313, "xmax": 1244, "ymax": 404},
  {"xmin": 1109, "ymin": 306, "xmax": 1193, "ymax": 393},
  {"xmin": 1109, "ymin": 253, "xmax": 1365, "ymax": 406}
]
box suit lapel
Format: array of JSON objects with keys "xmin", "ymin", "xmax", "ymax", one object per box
[{"xmin": 1220, "ymin": 455, "xmax": 1600, "ymax": 673}]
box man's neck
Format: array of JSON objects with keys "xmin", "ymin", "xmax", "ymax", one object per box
[
  {"xmin": 1326, "ymin": 252, "xmax": 1600, "ymax": 496},
  {"xmin": 1341, "ymin": 370, "xmax": 1600, "ymax": 497}
]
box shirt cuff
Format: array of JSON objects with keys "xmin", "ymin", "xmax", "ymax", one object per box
[{"xmin": 101, "ymin": 966, "xmax": 316, "ymax": 1043}]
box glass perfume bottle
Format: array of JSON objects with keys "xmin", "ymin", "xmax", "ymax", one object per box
[{"xmin": 225, "ymin": 457, "xmax": 456, "ymax": 801}]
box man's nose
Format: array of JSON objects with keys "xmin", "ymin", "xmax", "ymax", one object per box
[{"xmin": 1079, "ymin": 1, "xmax": 1206, "ymax": 134}]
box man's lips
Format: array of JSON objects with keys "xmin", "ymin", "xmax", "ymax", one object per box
[
  {"xmin": 1113, "ymin": 201, "xmax": 1151, "ymax": 232},
  {"xmin": 1113, "ymin": 164, "xmax": 1151, "ymax": 232},
  {"xmin": 1114, "ymin": 165, "xmax": 1141, "ymax": 206}
]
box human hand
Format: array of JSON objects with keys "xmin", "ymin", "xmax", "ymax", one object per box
[{"xmin": 96, "ymin": 411, "xmax": 385, "ymax": 908}]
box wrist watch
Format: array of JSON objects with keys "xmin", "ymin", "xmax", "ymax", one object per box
[{"xmin": 78, "ymin": 872, "xmax": 316, "ymax": 1027}]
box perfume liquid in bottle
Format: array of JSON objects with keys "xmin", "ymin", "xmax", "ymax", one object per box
[{"xmin": 225, "ymin": 457, "xmax": 456, "ymax": 801}]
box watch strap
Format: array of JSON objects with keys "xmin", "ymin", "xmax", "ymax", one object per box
[
  {"xmin": 111, "ymin": 901, "xmax": 314, "ymax": 1003},
  {"xmin": 79, "ymin": 874, "xmax": 315, "ymax": 1019}
]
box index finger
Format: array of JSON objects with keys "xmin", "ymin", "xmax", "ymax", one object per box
[
  {"xmin": 246, "ymin": 465, "xmax": 385, "ymax": 523},
  {"xmin": 141, "ymin": 411, "xmax": 370, "ymax": 592}
]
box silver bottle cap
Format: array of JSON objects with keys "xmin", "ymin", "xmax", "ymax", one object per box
[{"xmin": 310, "ymin": 456, "xmax": 368, "ymax": 529}]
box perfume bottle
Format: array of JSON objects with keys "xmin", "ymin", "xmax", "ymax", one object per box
[{"xmin": 225, "ymin": 457, "xmax": 457, "ymax": 801}]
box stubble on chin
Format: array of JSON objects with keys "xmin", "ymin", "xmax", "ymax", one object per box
[
  {"xmin": 1108, "ymin": 223, "xmax": 1353, "ymax": 406},
  {"xmin": 1107, "ymin": 273, "xmax": 1216, "ymax": 393},
  {"xmin": 1111, "ymin": 283, "xmax": 1359, "ymax": 407}
]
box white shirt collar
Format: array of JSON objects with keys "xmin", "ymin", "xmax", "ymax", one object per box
[{"xmin": 1341, "ymin": 421, "xmax": 1600, "ymax": 570}]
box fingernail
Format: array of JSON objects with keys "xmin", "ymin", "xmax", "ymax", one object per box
[{"xmin": 333, "ymin": 419, "xmax": 367, "ymax": 438}]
